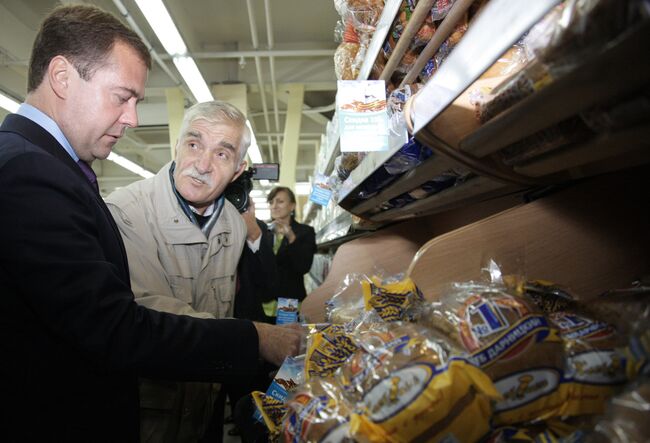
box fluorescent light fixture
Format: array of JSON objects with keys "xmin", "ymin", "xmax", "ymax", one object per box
[
  {"xmin": 0, "ymin": 91, "xmax": 20, "ymax": 113},
  {"xmin": 245, "ymin": 120, "xmax": 262, "ymax": 164},
  {"xmin": 295, "ymin": 182, "xmax": 311, "ymax": 196},
  {"xmin": 173, "ymin": 56, "xmax": 213, "ymax": 103},
  {"xmin": 252, "ymin": 197, "xmax": 269, "ymax": 205},
  {"xmin": 108, "ymin": 152, "xmax": 155, "ymax": 179},
  {"xmin": 133, "ymin": 0, "xmax": 187, "ymax": 55}
]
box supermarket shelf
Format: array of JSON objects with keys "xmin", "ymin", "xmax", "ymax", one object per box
[
  {"xmin": 378, "ymin": 0, "xmax": 437, "ymax": 82},
  {"xmin": 399, "ymin": 0, "xmax": 475, "ymax": 87},
  {"xmin": 356, "ymin": 0, "xmax": 403, "ymax": 81},
  {"xmin": 348, "ymin": 154, "xmax": 456, "ymax": 215},
  {"xmin": 514, "ymin": 125, "xmax": 650, "ymax": 178},
  {"xmin": 369, "ymin": 175, "xmax": 514, "ymax": 222},
  {"xmin": 314, "ymin": 211, "xmax": 354, "ymax": 245},
  {"xmin": 410, "ymin": 0, "xmax": 561, "ymax": 133},
  {"xmin": 460, "ymin": 22, "xmax": 650, "ymax": 159}
]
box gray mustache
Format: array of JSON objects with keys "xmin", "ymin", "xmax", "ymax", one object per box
[{"xmin": 181, "ymin": 168, "xmax": 213, "ymax": 186}]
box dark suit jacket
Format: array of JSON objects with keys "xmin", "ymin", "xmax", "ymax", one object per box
[
  {"xmin": 265, "ymin": 219, "xmax": 316, "ymax": 303},
  {"xmin": 234, "ymin": 218, "xmax": 277, "ymax": 322},
  {"xmin": 0, "ymin": 114, "xmax": 260, "ymax": 441}
]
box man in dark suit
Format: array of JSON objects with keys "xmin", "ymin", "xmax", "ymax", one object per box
[{"xmin": 0, "ymin": 5, "xmax": 301, "ymax": 441}]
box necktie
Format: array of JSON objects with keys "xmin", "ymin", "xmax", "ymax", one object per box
[{"xmin": 77, "ymin": 160, "xmax": 99, "ymax": 193}]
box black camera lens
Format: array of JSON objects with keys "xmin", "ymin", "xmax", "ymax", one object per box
[{"xmin": 224, "ymin": 169, "xmax": 253, "ymax": 213}]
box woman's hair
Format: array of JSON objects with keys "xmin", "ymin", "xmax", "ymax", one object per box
[
  {"xmin": 267, "ymin": 186, "xmax": 296, "ymax": 204},
  {"xmin": 267, "ymin": 186, "xmax": 296, "ymax": 220},
  {"xmin": 28, "ymin": 4, "xmax": 151, "ymax": 92}
]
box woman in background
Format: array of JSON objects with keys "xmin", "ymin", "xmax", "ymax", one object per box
[{"xmin": 262, "ymin": 186, "xmax": 316, "ymax": 321}]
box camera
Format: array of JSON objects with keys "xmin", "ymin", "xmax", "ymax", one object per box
[{"xmin": 224, "ymin": 163, "xmax": 279, "ymax": 212}]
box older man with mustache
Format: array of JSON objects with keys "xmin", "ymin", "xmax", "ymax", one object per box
[{"xmin": 106, "ymin": 100, "xmax": 281, "ymax": 442}]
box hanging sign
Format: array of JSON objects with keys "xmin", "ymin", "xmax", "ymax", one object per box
[{"xmin": 337, "ymin": 80, "xmax": 389, "ymax": 152}]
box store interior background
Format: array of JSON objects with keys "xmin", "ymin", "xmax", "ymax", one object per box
[{"xmin": 0, "ymin": 0, "xmax": 341, "ymax": 222}]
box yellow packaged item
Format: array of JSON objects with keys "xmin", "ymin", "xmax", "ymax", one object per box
[
  {"xmin": 549, "ymin": 309, "xmax": 627, "ymax": 417},
  {"xmin": 425, "ymin": 284, "xmax": 568, "ymax": 425},
  {"xmin": 251, "ymin": 391, "xmax": 286, "ymax": 437},
  {"xmin": 336, "ymin": 322, "xmax": 454, "ymax": 403},
  {"xmin": 282, "ymin": 378, "xmax": 353, "ymax": 443},
  {"xmin": 349, "ymin": 358, "xmax": 500, "ymax": 443},
  {"xmin": 362, "ymin": 275, "xmax": 424, "ymax": 322},
  {"xmin": 305, "ymin": 324, "xmax": 358, "ymax": 380}
]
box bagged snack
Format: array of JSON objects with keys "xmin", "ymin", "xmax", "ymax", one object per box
[
  {"xmin": 252, "ymin": 391, "xmax": 287, "ymax": 439},
  {"xmin": 283, "ymin": 377, "xmax": 354, "ymax": 443},
  {"xmin": 424, "ymin": 283, "xmax": 568, "ymax": 425},
  {"xmin": 362, "ymin": 274, "xmax": 424, "ymax": 322},
  {"xmin": 305, "ymin": 323, "xmax": 359, "ymax": 380}
]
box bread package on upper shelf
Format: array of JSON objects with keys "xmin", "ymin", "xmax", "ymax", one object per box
[{"xmin": 334, "ymin": 0, "xmax": 386, "ymax": 80}]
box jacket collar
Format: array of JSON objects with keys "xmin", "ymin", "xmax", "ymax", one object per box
[
  {"xmin": 0, "ymin": 114, "xmax": 90, "ymax": 188},
  {"xmin": 154, "ymin": 162, "xmax": 236, "ymax": 246}
]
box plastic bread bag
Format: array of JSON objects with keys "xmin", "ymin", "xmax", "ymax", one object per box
[
  {"xmin": 252, "ymin": 391, "xmax": 287, "ymax": 440},
  {"xmin": 379, "ymin": 169, "xmax": 471, "ymax": 211},
  {"xmin": 354, "ymin": 137, "xmax": 433, "ymax": 200},
  {"xmin": 422, "ymin": 280, "xmax": 568, "ymax": 425},
  {"xmin": 305, "ymin": 323, "xmax": 359, "ymax": 381},
  {"xmin": 335, "ymin": 321, "xmax": 459, "ymax": 403},
  {"xmin": 349, "ymin": 357, "xmax": 500, "ymax": 443},
  {"xmin": 470, "ymin": 59, "xmax": 552, "ymax": 124},
  {"xmin": 362, "ymin": 274, "xmax": 426, "ymax": 322},
  {"xmin": 549, "ymin": 307, "xmax": 628, "ymax": 417},
  {"xmin": 524, "ymin": 0, "xmax": 634, "ymax": 72},
  {"xmin": 498, "ymin": 116, "xmax": 594, "ymax": 166},
  {"xmin": 559, "ymin": 377, "xmax": 650, "ymax": 443},
  {"xmin": 325, "ymin": 273, "xmax": 371, "ymax": 324},
  {"xmin": 484, "ymin": 418, "xmax": 586, "ymax": 443},
  {"xmin": 335, "ymin": 42, "xmax": 361, "ymax": 80},
  {"xmin": 282, "ymin": 377, "xmax": 354, "ymax": 443},
  {"xmin": 338, "ymin": 0, "xmax": 384, "ymax": 37}
]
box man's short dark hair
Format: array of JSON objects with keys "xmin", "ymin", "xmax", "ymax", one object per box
[{"xmin": 28, "ymin": 4, "xmax": 152, "ymax": 92}]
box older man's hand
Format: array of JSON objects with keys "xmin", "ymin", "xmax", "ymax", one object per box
[{"xmin": 253, "ymin": 322, "xmax": 304, "ymax": 366}]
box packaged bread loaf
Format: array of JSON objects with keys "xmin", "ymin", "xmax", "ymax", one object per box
[
  {"xmin": 349, "ymin": 358, "xmax": 499, "ymax": 443},
  {"xmin": 282, "ymin": 377, "xmax": 354, "ymax": 443},
  {"xmin": 424, "ymin": 283, "xmax": 568, "ymax": 425}
]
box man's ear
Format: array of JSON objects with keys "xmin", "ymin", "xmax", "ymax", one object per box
[
  {"xmin": 230, "ymin": 160, "xmax": 248, "ymax": 183},
  {"xmin": 48, "ymin": 56, "xmax": 72, "ymax": 99}
]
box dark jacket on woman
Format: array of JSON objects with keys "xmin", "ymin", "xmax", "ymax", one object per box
[{"xmin": 265, "ymin": 218, "xmax": 316, "ymax": 303}]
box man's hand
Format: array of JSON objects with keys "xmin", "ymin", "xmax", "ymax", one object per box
[
  {"xmin": 242, "ymin": 200, "xmax": 261, "ymax": 242},
  {"xmin": 253, "ymin": 322, "xmax": 304, "ymax": 366}
]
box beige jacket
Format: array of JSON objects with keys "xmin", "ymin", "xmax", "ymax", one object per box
[{"xmin": 106, "ymin": 161, "xmax": 246, "ymax": 441}]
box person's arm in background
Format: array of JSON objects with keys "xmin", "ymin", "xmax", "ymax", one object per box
[
  {"xmin": 107, "ymin": 199, "xmax": 215, "ymax": 319},
  {"xmin": 276, "ymin": 221, "xmax": 317, "ymax": 277},
  {"xmin": 241, "ymin": 201, "xmax": 278, "ymax": 288}
]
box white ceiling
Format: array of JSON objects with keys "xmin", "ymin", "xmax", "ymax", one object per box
[{"xmin": 0, "ymin": 0, "xmax": 341, "ymax": 196}]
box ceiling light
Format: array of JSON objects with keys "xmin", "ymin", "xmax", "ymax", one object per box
[
  {"xmin": 295, "ymin": 182, "xmax": 311, "ymax": 196},
  {"xmin": 107, "ymin": 152, "xmax": 155, "ymax": 179},
  {"xmin": 172, "ymin": 56, "xmax": 213, "ymax": 103},
  {"xmin": 133, "ymin": 0, "xmax": 187, "ymax": 55},
  {"xmin": 246, "ymin": 120, "xmax": 263, "ymax": 164},
  {"xmin": 0, "ymin": 91, "xmax": 20, "ymax": 113}
]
